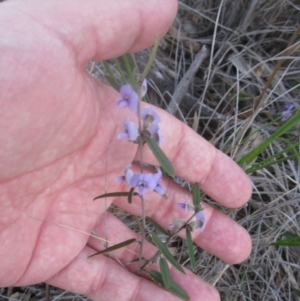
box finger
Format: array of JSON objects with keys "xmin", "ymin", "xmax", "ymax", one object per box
[
  {"xmin": 48, "ymin": 246, "xmax": 219, "ymax": 301},
  {"xmin": 5, "ymin": 0, "xmax": 177, "ymax": 66},
  {"xmin": 132, "ymin": 105, "xmax": 252, "ymax": 208},
  {"xmin": 113, "ymin": 168, "xmax": 252, "ymax": 264},
  {"xmin": 84, "ymin": 212, "xmax": 220, "ymax": 301}
]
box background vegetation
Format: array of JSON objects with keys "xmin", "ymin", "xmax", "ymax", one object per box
[{"xmin": 2, "ymin": 0, "xmax": 299, "ymax": 300}]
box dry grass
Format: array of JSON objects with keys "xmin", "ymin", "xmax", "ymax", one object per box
[{"xmin": 2, "ymin": 0, "xmax": 300, "ymax": 300}]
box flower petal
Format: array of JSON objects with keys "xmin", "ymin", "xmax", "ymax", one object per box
[
  {"xmin": 195, "ymin": 211, "xmax": 206, "ymax": 232},
  {"xmin": 128, "ymin": 91, "xmax": 138, "ymax": 112},
  {"xmin": 120, "ymin": 84, "xmax": 132, "ymax": 97}
]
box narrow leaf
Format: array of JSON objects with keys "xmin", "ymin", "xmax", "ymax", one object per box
[
  {"xmin": 186, "ymin": 228, "xmax": 196, "ymax": 271},
  {"xmin": 146, "ymin": 216, "xmax": 169, "ymax": 235},
  {"xmin": 148, "ymin": 270, "xmax": 190, "ymax": 301},
  {"xmin": 145, "ymin": 136, "xmax": 175, "ymax": 177},
  {"xmin": 150, "ymin": 232, "xmax": 185, "ymax": 274},
  {"xmin": 271, "ymin": 238, "xmax": 300, "ymax": 247},
  {"xmin": 271, "ymin": 231, "xmax": 300, "ymax": 246},
  {"xmin": 94, "ymin": 191, "xmax": 139, "ymax": 201},
  {"xmin": 88, "ymin": 239, "xmax": 136, "ymax": 258},
  {"xmin": 159, "ymin": 257, "xmax": 171, "ymax": 289},
  {"xmin": 192, "ymin": 183, "xmax": 201, "ymax": 207}
]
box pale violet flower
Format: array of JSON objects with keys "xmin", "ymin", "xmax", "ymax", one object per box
[
  {"xmin": 140, "ymin": 79, "xmax": 148, "ymax": 98},
  {"xmin": 140, "ymin": 107, "xmax": 161, "ymax": 124},
  {"xmin": 140, "ymin": 107, "xmax": 163, "ymax": 145},
  {"xmin": 281, "ymin": 103, "xmax": 295, "ymax": 122},
  {"xmin": 194, "ymin": 211, "xmax": 206, "ymax": 232},
  {"xmin": 116, "ymin": 85, "xmax": 138, "ymax": 111},
  {"xmin": 147, "ymin": 122, "xmax": 164, "ymax": 145},
  {"xmin": 177, "ymin": 196, "xmax": 195, "ymax": 213},
  {"xmin": 117, "ymin": 119, "xmax": 138, "ymax": 142},
  {"xmin": 175, "ymin": 197, "xmax": 206, "ymax": 232},
  {"xmin": 115, "ymin": 165, "xmax": 134, "ymax": 185},
  {"xmin": 116, "ymin": 167, "xmax": 165, "ymax": 197}
]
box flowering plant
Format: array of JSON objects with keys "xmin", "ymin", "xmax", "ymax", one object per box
[{"xmin": 91, "ymin": 50, "xmax": 206, "ymax": 300}]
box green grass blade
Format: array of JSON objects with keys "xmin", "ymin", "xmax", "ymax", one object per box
[
  {"xmin": 87, "ymin": 239, "xmax": 136, "ymax": 258},
  {"xmin": 186, "ymin": 228, "xmax": 196, "ymax": 271},
  {"xmin": 159, "ymin": 257, "xmax": 171, "ymax": 289},
  {"xmin": 150, "ymin": 232, "xmax": 185, "ymax": 274},
  {"xmin": 122, "ymin": 53, "xmax": 136, "ymax": 88},
  {"xmin": 94, "ymin": 191, "xmax": 139, "ymax": 200},
  {"xmin": 114, "ymin": 58, "xmax": 127, "ymax": 84},
  {"xmin": 244, "ymin": 139, "xmax": 300, "ymax": 173},
  {"xmin": 102, "ymin": 61, "xmax": 119, "ymax": 91},
  {"xmin": 145, "ymin": 136, "xmax": 175, "ymax": 177},
  {"xmin": 271, "ymin": 237, "xmax": 300, "ymax": 247},
  {"xmin": 147, "ymin": 270, "xmax": 190, "ymax": 301},
  {"xmin": 238, "ymin": 109, "xmax": 300, "ymax": 166}
]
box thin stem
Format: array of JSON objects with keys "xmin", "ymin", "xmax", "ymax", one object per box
[{"xmin": 136, "ymin": 83, "xmax": 146, "ymax": 273}]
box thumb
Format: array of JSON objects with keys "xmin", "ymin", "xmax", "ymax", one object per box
[{"xmin": 4, "ymin": 0, "xmax": 178, "ymax": 66}]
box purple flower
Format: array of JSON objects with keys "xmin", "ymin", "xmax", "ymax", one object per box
[
  {"xmin": 140, "ymin": 107, "xmax": 161, "ymax": 124},
  {"xmin": 176, "ymin": 197, "xmax": 206, "ymax": 232},
  {"xmin": 177, "ymin": 202, "xmax": 189, "ymax": 213},
  {"xmin": 116, "ymin": 167, "xmax": 165, "ymax": 197},
  {"xmin": 140, "ymin": 79, "xmax": 148, "ymax": 98},
  {"xmin": 140, "ymin": 107, "xmax": 163, "ymax": 145},
  {"xmin": 147, "ymin": 122, "xmax": 164, "ymax": 144},
  {"xmin": 117, "ymin": 119, "xmax": 138, "ymax": 142},
  {"xmin": 194, "ymin": 211, "xmax": 206, "ymax": 232},
  {"xmin": 116, "ymin": 85, "xmax": 138, "ymax": 112},
  {"xmin": 177, "ymin": 197, "xmax": 194, "ymax": 213},
  {"xmin": 281, "ymin": 103, "xmax": 295, "ymax": 122},
  {"xmin": 115, "ymin": 165, "xmax": 134, "ymax": 185}
]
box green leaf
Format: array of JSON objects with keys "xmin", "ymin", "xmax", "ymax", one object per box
[
  {"xmin": 147, "ymin": 270, "xmax": 190, "ymax": 301},
  {"xmin": 94, "ymin": 191, "xmax": 139, "ymax": 201},
  {"xmin": 87, "ymin": 239, "xmax": 136, "ymax": 258},
  {"xmin": 150, "ymin": 232, "xmax": 185, "ymax": 274},
  {"xmin": 144, "ymin": 136, "xmax": 175, "ymax": 177},
  {"xmin": 159, "ymin": 257, "xmax": 171, "ymax": 289},
  {"xmin": 192, "ymin": 183, "xmax": 201, "ymax": 207},
  {"xmin": 271, "ymin": 238, "xmax": 300, "ymax": 247},
  {"xmin": 146, "ymin": 216, "xmax": 169, "ymax": 235},
  {"xmin": 186, "ymin": 228, "xmax": 196, "ymax": 271}
]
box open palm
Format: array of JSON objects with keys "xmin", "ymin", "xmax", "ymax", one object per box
[{"xmin": 0, "ymin": 1, "xmax": 252, "ymax": 300}]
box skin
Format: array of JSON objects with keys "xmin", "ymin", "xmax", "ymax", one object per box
[{"xmin": 0, "ymin": 0, "xmax": 252, "ymax": 300}]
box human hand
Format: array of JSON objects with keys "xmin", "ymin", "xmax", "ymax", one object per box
[{"xmin": 0, "ymin": 0, "xmax": 252, "ymax": 300}]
